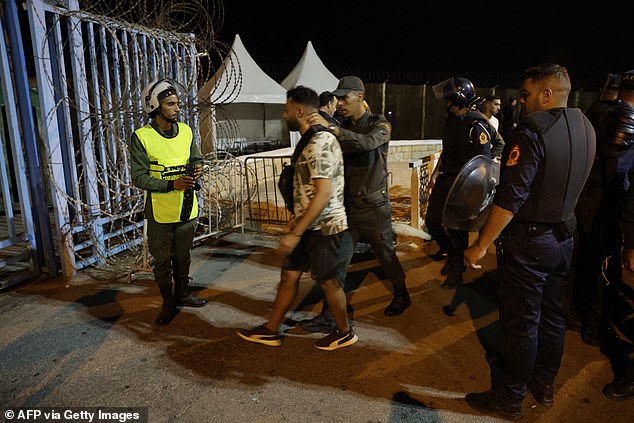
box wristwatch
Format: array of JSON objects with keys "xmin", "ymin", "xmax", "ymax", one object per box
[{"xmin": 328, "ymin": 123, "xmax": 337, "ymax": 132}]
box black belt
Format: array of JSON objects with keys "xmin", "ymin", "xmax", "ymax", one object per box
[{"xmin": 504, "ymin": 221, "xmax": 556, "ymax": 237}]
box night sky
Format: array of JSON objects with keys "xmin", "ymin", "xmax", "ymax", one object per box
[{"xmin": 217, "ymin": 0, "xmax": 631, "ymax": 90}]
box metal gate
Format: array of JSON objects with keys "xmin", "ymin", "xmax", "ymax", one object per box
[{"xmin": 0, "ymin": 0, "xmax": 246, "ymax": 283}]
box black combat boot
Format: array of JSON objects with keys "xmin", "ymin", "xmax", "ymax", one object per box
[
  {"xmin": 465, "ymin": 389, "xmax": 523, "ymax": 420},
  {"xmin": 441, "ymin": 272, "xmax": 463, "ymax": 290},
  {"xmin": 155, "ymin": 287, "xmax": 177, "ymax": 326},
  {"xmin": 175, "ymin": 276, "xmax": 207, "ymax": 307},
  {"xmin": 384, "ymin": 288, "xmax": 411, "ymax": 316}
]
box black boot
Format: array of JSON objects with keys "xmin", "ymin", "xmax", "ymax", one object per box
[
  {"xmin": 175, "ymin": 276, "xmax": 207, "ymax": 307},
  {"xmin": 441, "ymin": 272, "xmax": 463, "ymax": 290},
  {"xmin": 384, "ymin": 288, "xmax": 411, "ymax": 316},
  {"xmin": 527, "ymin": 379, "xmax": 554, "ymax": 405},
  {"xmin": 603, "ymin": 376, "xmax": 634, "ymax": 400},
  {"xmin": 155, "ymin": 287, "xmax": 177, "ymax": 326},
  {"xmin": 465, "ymin": 389, "xmax": 523, "ymax": 420}
]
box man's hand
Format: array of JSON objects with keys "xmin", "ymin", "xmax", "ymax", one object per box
[
  {"xmin": 173, "ymin": 176, "xmax": 197, "ymax": 191},
  {"xmin": 193, "ymin": 164, "xmax": 203, "ymax": 179},
  {"xmin": 278, "ymin": 234, "xmax": 300, "ymax": 256},
  {"xmin": 306, "ymin": 112, "xmax": 329, "ymax": 128},
  {"xmin": 464, "ymin": 242, "xmax": 487, "ymax": 270}
]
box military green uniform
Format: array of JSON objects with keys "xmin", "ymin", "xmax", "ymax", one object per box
[
  {"xmin": 337, "ymin": 112, "xmax": 408, "ymax": 298},
  {"xmin": 129, "ymin": 121, "xmax": 203, "ymax": 293}
]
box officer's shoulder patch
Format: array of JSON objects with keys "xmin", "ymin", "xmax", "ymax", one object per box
[
  {"xmin": 479, "ymin": 131, "xmax": 488, "ymax": 144},
  {"xmin": 506, "ymin": 144, "xmax": 520, "ymax": 166}
]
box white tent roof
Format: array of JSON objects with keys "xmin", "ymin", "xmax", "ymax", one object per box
[
  {"xmin": 198, "ymin": 34, "xmax": 286, "ymax": 104},
  {"xmin": 280, "ymin": 41, "xmax": 339, "ymax": 94}
]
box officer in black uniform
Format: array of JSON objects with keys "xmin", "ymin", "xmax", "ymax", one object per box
[
  {"xmin": 463, "ymin": 64, "xmax": 596, "ymax": 420},
  {"xmin": 305, "ymin": 76, "xmax": 411, "ymax": 326},
  {"xmin": 426, "ymin": 77, "xmax": 493, "ymax": 289},
  {"xmin": 591, "ymin": 70, "xmax": 634, "ymax": 401},
  {"xmin": 572, "ymin": 73, "xmax": 625, "ymax": 345}
]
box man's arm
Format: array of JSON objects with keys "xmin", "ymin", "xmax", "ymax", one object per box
[
  {"xmin": 278, "ymin": 178, "xmax": 331, "ymax": 255},
  {"xmin": 336, "ymin": 122, "xmax": 391, "ymax": 154},
  {"xmin": 307, "ymin": 113, "xmax": 391, "ymax": 153},
  {"xmin": 464, "ymin": 204, "xmax": 514, "ymax": 269},
  {"xmin": 491, "ymin": 129, "xmax": 505, "ymax": 161}
]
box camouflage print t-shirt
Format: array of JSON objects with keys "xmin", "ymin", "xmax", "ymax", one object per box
[{"xmin": 293, "ymin": 131, "xmax": 348, "ymax": 235}]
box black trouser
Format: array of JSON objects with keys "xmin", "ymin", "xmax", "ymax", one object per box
[
  {"xmin": 425, "ymin": 173, "xmax": 467, "ymax": 273},
  {"xmin": 147, "ymin": 218, "xmax": 196, "ymax": 291},
  {"xmin": 348, "ymin": 201, "xmax": 406, "ymax": 291},
  {"xmin": 496, "ymin": 224, "xmax": 572, "ymax": 401}
]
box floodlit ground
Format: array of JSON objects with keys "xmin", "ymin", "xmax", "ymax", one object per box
[{"xmin": 1, "ymin": 230, "xmax": 632, "ymax": 423}]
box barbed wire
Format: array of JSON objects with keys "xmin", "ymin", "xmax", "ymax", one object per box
[{"xmin": 29, "ymin": 0, "xmax": 251, "ymax": 279}]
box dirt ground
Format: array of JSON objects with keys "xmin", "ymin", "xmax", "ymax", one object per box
[{"xmin": 1, "ymin": 229, "xmax": 632, "ymax": 423}]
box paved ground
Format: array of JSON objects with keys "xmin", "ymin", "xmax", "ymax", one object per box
[{"xmin": 1, "ymin": 229, "xmax": 632, "ymax": 423}]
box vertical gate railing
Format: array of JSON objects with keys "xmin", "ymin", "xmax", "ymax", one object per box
[
  {"xmin": 26, "ymin": 0, "xmax": 204, "ymax": 278},
  {"xmin": 0, "ymin": 15, "xmax": 41, "ymax": 288},
  {"xmin": 243, "ymin": 154, "xmax": 292, "ymax": 230}
]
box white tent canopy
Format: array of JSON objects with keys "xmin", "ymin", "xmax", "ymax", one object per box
[
  {"xmin": 198, "ymin": 34, "xmax": 288, "ymax": 152},
  {"xmin": 199, "ymin": 34, "xmax": 287, "ymax": 104},
  {"xmin": 281, "ymin": 41, "xmax": 339, "ymax": 147},
  {"xmin": 280, "ymin": 41, "xmax": 339, "ymax": 94}
]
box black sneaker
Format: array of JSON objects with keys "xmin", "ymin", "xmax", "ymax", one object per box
[
  {"xmin": 314, "ymin": 327, "xmax": 359, "ymax": 351},
  {"xmin": 299, "ymin": 313, "xmax": 336, "ymax": 333},
  {"xmin": 237, "ymin": 325, "xmax": 282, "ymax": 347},
  {"xmin": 465, "ymin": 389, "xmax": 523, "ymax": 420},
  {"xmin": 527, "ymin": 379, "xmax": 554, "ymax": 405}
]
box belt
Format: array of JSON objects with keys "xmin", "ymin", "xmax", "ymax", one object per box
[{"xmin": 504, "ymin": 221, "xmax": 556, "ymax": 237}]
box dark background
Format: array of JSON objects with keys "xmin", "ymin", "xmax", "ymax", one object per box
[{"xmin": 217, "ymin": 0, "xmax": 631, "ymax": 90}]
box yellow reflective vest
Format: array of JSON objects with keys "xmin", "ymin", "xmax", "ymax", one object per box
[{"xmin": 135, "ymin": 123, "xmax": 198, "ymax": 223}]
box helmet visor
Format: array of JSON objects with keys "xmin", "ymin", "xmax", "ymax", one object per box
[{"xmin": 433, "ymin": 78, "xmax": 458, "ymax": 99}]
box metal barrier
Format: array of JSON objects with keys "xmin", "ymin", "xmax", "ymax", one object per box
[
  {"xmin": 195, "ymin": 157, "xmax": 245, "ymax": 241},
  {"xmin": 242, "ymin": 151, "xmax": 439, "ymax": 233},
  {"xmin": 243, "ymin": 154, "xmax": 292, "ymax": 230},
  {"xmin": 409, "ymin": 153, "xmax": 437, "ymax": 229}
]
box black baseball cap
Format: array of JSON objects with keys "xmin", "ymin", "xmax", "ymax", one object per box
[{"xmin": 332, "ymin": 76, "xmax": 365, "ymax": 97}]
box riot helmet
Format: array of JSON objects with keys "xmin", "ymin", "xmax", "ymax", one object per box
[
  {"xmin": 141, "ymin": 79, "xmax": 178, "ymax": 117},
  {"xmin": 599, "ymin": 74, "xmax": 621, "ymax": 101},
  {"xmin": 433, "ymin": 77, "xmax": 481, "ymax": 108}
]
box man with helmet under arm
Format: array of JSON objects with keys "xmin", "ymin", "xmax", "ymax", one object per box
[
  {"xmin": 464, "ymin": 64, "xmax": 596, "ymax": 419},
  {"xmin": 426, "ymin": 77, "xmax": 494, "ymax": 289},
  {"xmin": 129, "ymin": 79, "xmax": 207, "ymax": 326}
]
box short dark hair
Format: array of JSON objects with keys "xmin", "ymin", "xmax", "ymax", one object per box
[
  {"xmin": 319, "ymin": 91, "xmax": 335, "ymax": 107},
  {"xmin": 484, "ymin": 95, "xmax": 501, "ymax": 102},
  {"xmin": 523, "ymin": 63, "xmax": 571, "ymax": 94},
  {"xmin": 287, "ymin": 86, "xmax": 319, "ymax": 109}
]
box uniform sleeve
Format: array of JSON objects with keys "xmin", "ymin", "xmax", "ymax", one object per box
[
  {"xmin": 469, "ymin": 120, "xmax": 492, "ymax": 158},
  {"xmin": 189, "ymin": 135, "xmax": 204, "ymax": 165},
  {"xmin": 129, "ymin": 131, "xmax": 171, "ymax": 192},
  {"xmin": 491, "ymin": 128, "xmax": 505, "ymax": 160},
  {"xmin": 337, "ymin": 120, "xmax": 391, "ymax": 154},
  {"xmin": 493, "ymin": 128, "xmax": 544, "ymax": 214}
]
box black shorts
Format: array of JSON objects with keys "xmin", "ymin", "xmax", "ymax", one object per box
[{"xmin": 283, "ymin": 229, "xmax": 353, "ymax": 285}]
